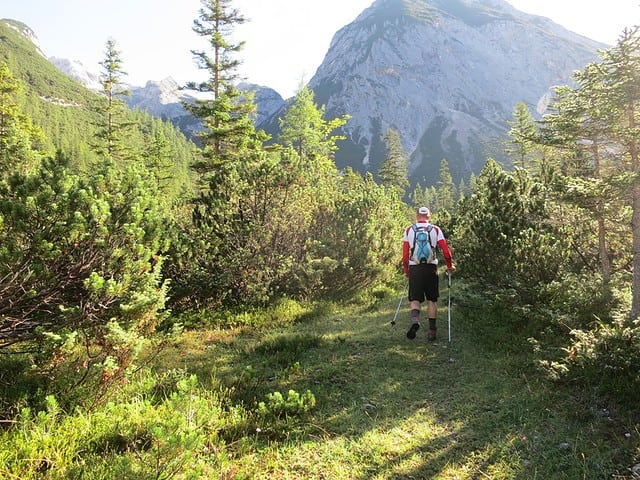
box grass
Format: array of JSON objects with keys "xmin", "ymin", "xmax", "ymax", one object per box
[{"xmin": 1, "ymin": 284, "xmax": 639, "ymax": 479}]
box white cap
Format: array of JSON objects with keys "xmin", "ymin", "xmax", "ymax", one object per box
[{"xmin": 418, "ymin": 207, "xmax": 430, "ymax": 216}]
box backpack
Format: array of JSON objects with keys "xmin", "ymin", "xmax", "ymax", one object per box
[{"xmin": 410, "ymin": 224, "xmax": 434, "ymax": 264}]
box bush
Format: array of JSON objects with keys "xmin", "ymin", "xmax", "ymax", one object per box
[
  {"xmin": 257, "ymin": 389, "xmax": 316, "ymax": 419},
  {"xmin": 557, "ymin": 317, "xmax": 640, "ymax": 402},
  {"xmin": 0, "ymin": 153, "xmax": 169, "ymax": 398}
]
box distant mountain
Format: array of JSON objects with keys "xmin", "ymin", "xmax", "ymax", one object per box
[
  {"xmin": 22, "ymin": 0, "xmax": 608, "ymax": 186},
  {"xmin": 126, "ymin": 80, "xmax": 285, "ymax": 141},
  {"xmin": 0, "ymin": 18, "xmax": 196, "ymax": 189},
  {"xmin": 297, "ymin": 0, "xmax": 607, "ymax": 185},
  {"xmin": 46, "ymin": 56, "xmax": 286, "ymax": 142},
  {"xmin": 49, "ymin": 57, "xmax": 102, "ymax": 91}
]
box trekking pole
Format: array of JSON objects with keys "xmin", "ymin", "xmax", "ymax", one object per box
[
  {"xmin": 391, "ymin": 285, "xmax": 407, "ymax": 326},
  {"xmin": 447, "ymin": 271, "xmax": 452, "ymax": 344}
]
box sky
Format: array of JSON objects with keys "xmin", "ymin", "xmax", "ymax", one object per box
[{"xmin": 2, "ymin": 0, "xmax": 639, "ymax": 99}]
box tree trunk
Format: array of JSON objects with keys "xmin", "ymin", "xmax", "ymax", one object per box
[
  {"xmin": 632, "ymin": 182, "xmax": 640, "ymax": 319},
  {"xmin": 598, "ymin": 214, "xmax": 610, "ymax": 283},
  {"xmin": 630, "ymin": 103, "xmax": 640, "ymax": 318}
]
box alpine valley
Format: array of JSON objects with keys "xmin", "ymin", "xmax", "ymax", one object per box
[{"xmin": 4, "ymin": 0, "xmax": 607, "ymax": 186}]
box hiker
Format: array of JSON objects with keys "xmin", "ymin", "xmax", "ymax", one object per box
[{"xmin": 402, "ymin": 206, "xmax": 454, "ymax": 341}]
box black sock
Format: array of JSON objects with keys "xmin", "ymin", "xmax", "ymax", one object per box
[{"xmin": 429, "ymin": 318, "xmax": 436, "ymax": 329}]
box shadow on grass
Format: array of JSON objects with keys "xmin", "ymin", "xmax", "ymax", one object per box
[{"xmin": 161, "ymin": 289, "xmax": 638, "ymax": 479}]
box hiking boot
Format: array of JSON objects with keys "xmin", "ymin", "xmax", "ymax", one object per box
[
  {"xmin": 406, "ymin": 323, "xmax": 420, "ymax": 339},
  {"xmin": 427, "ymin": 328, "xmax": 437, "ymax": 341}
]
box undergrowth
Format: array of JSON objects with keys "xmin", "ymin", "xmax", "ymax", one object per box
[{"xmin": 1, "ymin": 281, "xmax": 639, "ymax": 479}]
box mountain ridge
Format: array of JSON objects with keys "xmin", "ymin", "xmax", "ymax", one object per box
[
  {"xmin": 302, "ymin": 0, "xmax": 607, "ymax": 184},
  {"xmin": 3, "ymin": 1, "xmax": 608, "ymax": 185}
]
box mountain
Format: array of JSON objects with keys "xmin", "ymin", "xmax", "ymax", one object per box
[
  {"xmin": 126, "ymin": 80, "xmax": 285, "ymax": 141},
  {"xmin": 0, "ymin": 18, "xmax": 196, "ymax": 192},
  {"xmin": 49, "ymin": 57, "xmax": 102, "ymax": 91},
  {"xmin": 297, "ymin": 0, "xmax": 607, "ymax": 185},
  {"xmin": 24, "ymin": 0, "xmax": 608, "ymax": 187},
  {"xmin": 45, "ymin": 57, "xmax": 286, "ymax": 143}
]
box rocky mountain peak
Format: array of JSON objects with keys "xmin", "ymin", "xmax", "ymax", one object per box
[
  {"xmin": 1, "ymin": 19, "xmax": 44, "ymax": 57},
  {"xmin": 306, "ymin": 0, "xmax": 607, "ymax": 184},
  {"xmin": 49, "ymin": 57, "xmax": 102, "ymax": 91}
]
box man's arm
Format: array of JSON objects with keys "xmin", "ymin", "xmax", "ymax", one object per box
[
  {"xmin": 402, "ymin": 240, "xmax": 410, "ymax": 276},
  {"xmin": 437, "ymin": 239, "xmax": 454, "ymax": 271}
]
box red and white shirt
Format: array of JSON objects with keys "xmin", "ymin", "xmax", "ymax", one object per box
[{"xmin": 402, "ymin": 221, "xmax": 453, "ymax": 274}]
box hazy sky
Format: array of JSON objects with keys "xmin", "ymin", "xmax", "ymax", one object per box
[{"xmin": 2, "ymin": 0, "xmax": 639, "ymax": 98}]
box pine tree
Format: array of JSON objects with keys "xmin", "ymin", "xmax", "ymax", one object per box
[
  {"xmin": 599, "ymin": 27, "xmax": 640, "ymax": 317},
  {"xmin": 378, "ymin": 127, "xmax": 410, "ymax": 198},
  {"xmin": 411, "ymin": 181, "xmax": 426, "ymax": 209},
  {"xmin": 0, "ymin": 61, "xmax": 44, "ymax": 174},
  {"xmin": 436, "ymin": 159, "xmax": 456, "ymax": 213},
  {"xmin": 171, "ymin": 0, "xmax": 273, "ymax": 307},
  {"xmin": 541, "ymin": 68, "xmax": 618, "ymax": 282},
  {"xmin": 278, "ymin": 85, "xmax": 349, "ymax": 161},
  {"xmin": 186, "ymin": 0, "xmax": 259, "ymax": 167},
  {"xmin": 505, "ymin": 102, "xmax": 538, "ymax": 169},
  {"xmin": 540, "ymin": 27, "xmax": 640, "ymax": 298},
  {"xmin": 92, "ymin": 39, "xmax": 135, "ymax": 162},
  {"xmin": 453, "ymin": 159, "xmax": 557, "ymax": 300}
]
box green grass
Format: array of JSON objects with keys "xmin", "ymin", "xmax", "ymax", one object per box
[{"xmin": 1, "ymin": 286, "xmax": 639, "ymax": 479}]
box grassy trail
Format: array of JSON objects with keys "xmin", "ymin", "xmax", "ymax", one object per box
[{"xmin": 176, "ymin": 285, "xmax": 638, "ymax": 479}]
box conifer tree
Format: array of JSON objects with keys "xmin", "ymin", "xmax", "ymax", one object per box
[
  {"xmin": 457, "ymin": 178, "xmax": 468, "ymax": 200},
  {"xmin": 540, "ymin": 28, "xmax": 640, "ymax": 296},
  {"xmin": 599, "ymin": 27, "xmax": 640, "ymax": 317},
  {"xmin": 453, "ymin": 159, "xmax": 557, "ymax": 300},
  {"xmin": 505, "ymin": 102, "xmax": 538, "ymax": 169},
  {"xmin": 541, "ymin": 70, "xmax": 618, "ymax": 282},
  {"xmin": 172, "ymin": 0, "xmax": 271, "ymax": 307},
  {"xmin": 411, "ymin": 182, "xmax": 426, "ymax": 209},
  {"xmin": 278, "ymin": 85, "xmax": 349, "ymax": 161},
  {"xmin": 378, "ymin": 127, "xmax": 410, "ymax": 198},
  {"xmin": 0, "ymin": 62, "xmax": 43, "ymax": 174},
  {"xmin": 436, "ymin": 159, "xmax": 456, "ymax": 213},
  {"xmin": 92, "ymin": 39, "xmax": 135, "ymax": 162},
  {"xmin": 187, "ymin": 0, "xmax": 259, "ymax": 168}
]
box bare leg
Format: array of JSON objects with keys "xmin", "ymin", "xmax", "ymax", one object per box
[
  {"xmin": 407, "ymin": 300, "xmax": 422, "ymax": 339},
  {"xmin": 427, "ymin": 300, "xmax": 437, "ymax": 318}
]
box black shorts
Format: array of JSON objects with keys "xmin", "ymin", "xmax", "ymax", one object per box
[{"xmin": 408, "ymin": 263, "xmax": 439, "ymax": 303}]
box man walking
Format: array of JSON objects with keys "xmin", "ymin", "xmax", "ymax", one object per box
[{"xmin": 402, "ymin": 207, "xmax": 454, "ymax": 341}]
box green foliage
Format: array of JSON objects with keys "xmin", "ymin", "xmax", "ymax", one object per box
[
  {"xmin": 0, "ymin": 61, "xmax": 44, "ymax": 173},
  {"xmin": 0, "ymin": 153, "xmax": 170, "ymax": 396},
  {"xmin": 453, "ymin": 159, "xmax": 560, "ymax": 302},
  {"xmin": 0, "ymin": 25, "xmax": 195, "ymax": 199},
  {"xmin": 257, "ymin": 389, "xmax": 316, "ymax": 419},
  {"xmin": 379, "ymin": 127, "xmax": 410, "ymax": 198},
  {"xmin": 173, "ymin": 78, "xmax": 404, "ymax": 309},
  {"xmin": 1, "ymin": 294, "xmax": 638, "ymax": 479},
  {"xmin": 0, "ymin": 374, "xmax": 236, "ymax": 479},
  {"xmin": 542, "ymin": 272, "xmax": 623, "ymax": 330},
  {"xmin": 252, "ymin": 333, "xmax": 323, "ymax": 369},
  {"xmin": 559, "ymin": 317, "xmax": 640, "ymax": 402},
  {"xmin": 91, "ymin": 39, "xmax": 135, "ymax": 162},
  {"xmin": 164, "ymin": 296, "xmax": 312, "ymax": 331},
  {"xmin": 301, "ymin": 169, "xmax": 406, "ymax": 299},
  {"xmin": 435, "ymin": 158, "xmax": 456, "ymax": 213},
  {"xmin": 504, "ymin": 102, "xmax": 539, "ymax": 169},
  {"xmin": 278, "ymin": 85, "xmax": 350, "ymax": 159}
]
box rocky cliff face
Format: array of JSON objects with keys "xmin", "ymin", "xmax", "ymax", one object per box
[
  {"xmin": 127, "ymin": 80, "xmax": 284, "ymax": 140},
  {"xmin": 46, "ymin": 64, "xmax": 285, "ymax": 142},
  {"xmin": 49, "ymin": 57, "xmax": 102, "ymax": 91},
  {"xmin": 41, "ymin": 0, "xmax": 607, "ymax": 186},
  {"xmin": 305, "ymin": 0, "xmax": 606, "ymax": 184}
]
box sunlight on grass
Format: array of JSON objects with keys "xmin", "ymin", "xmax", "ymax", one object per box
[{"xmin": 2, "ymin": 294, "xmax": 638, "ymax": 479}]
